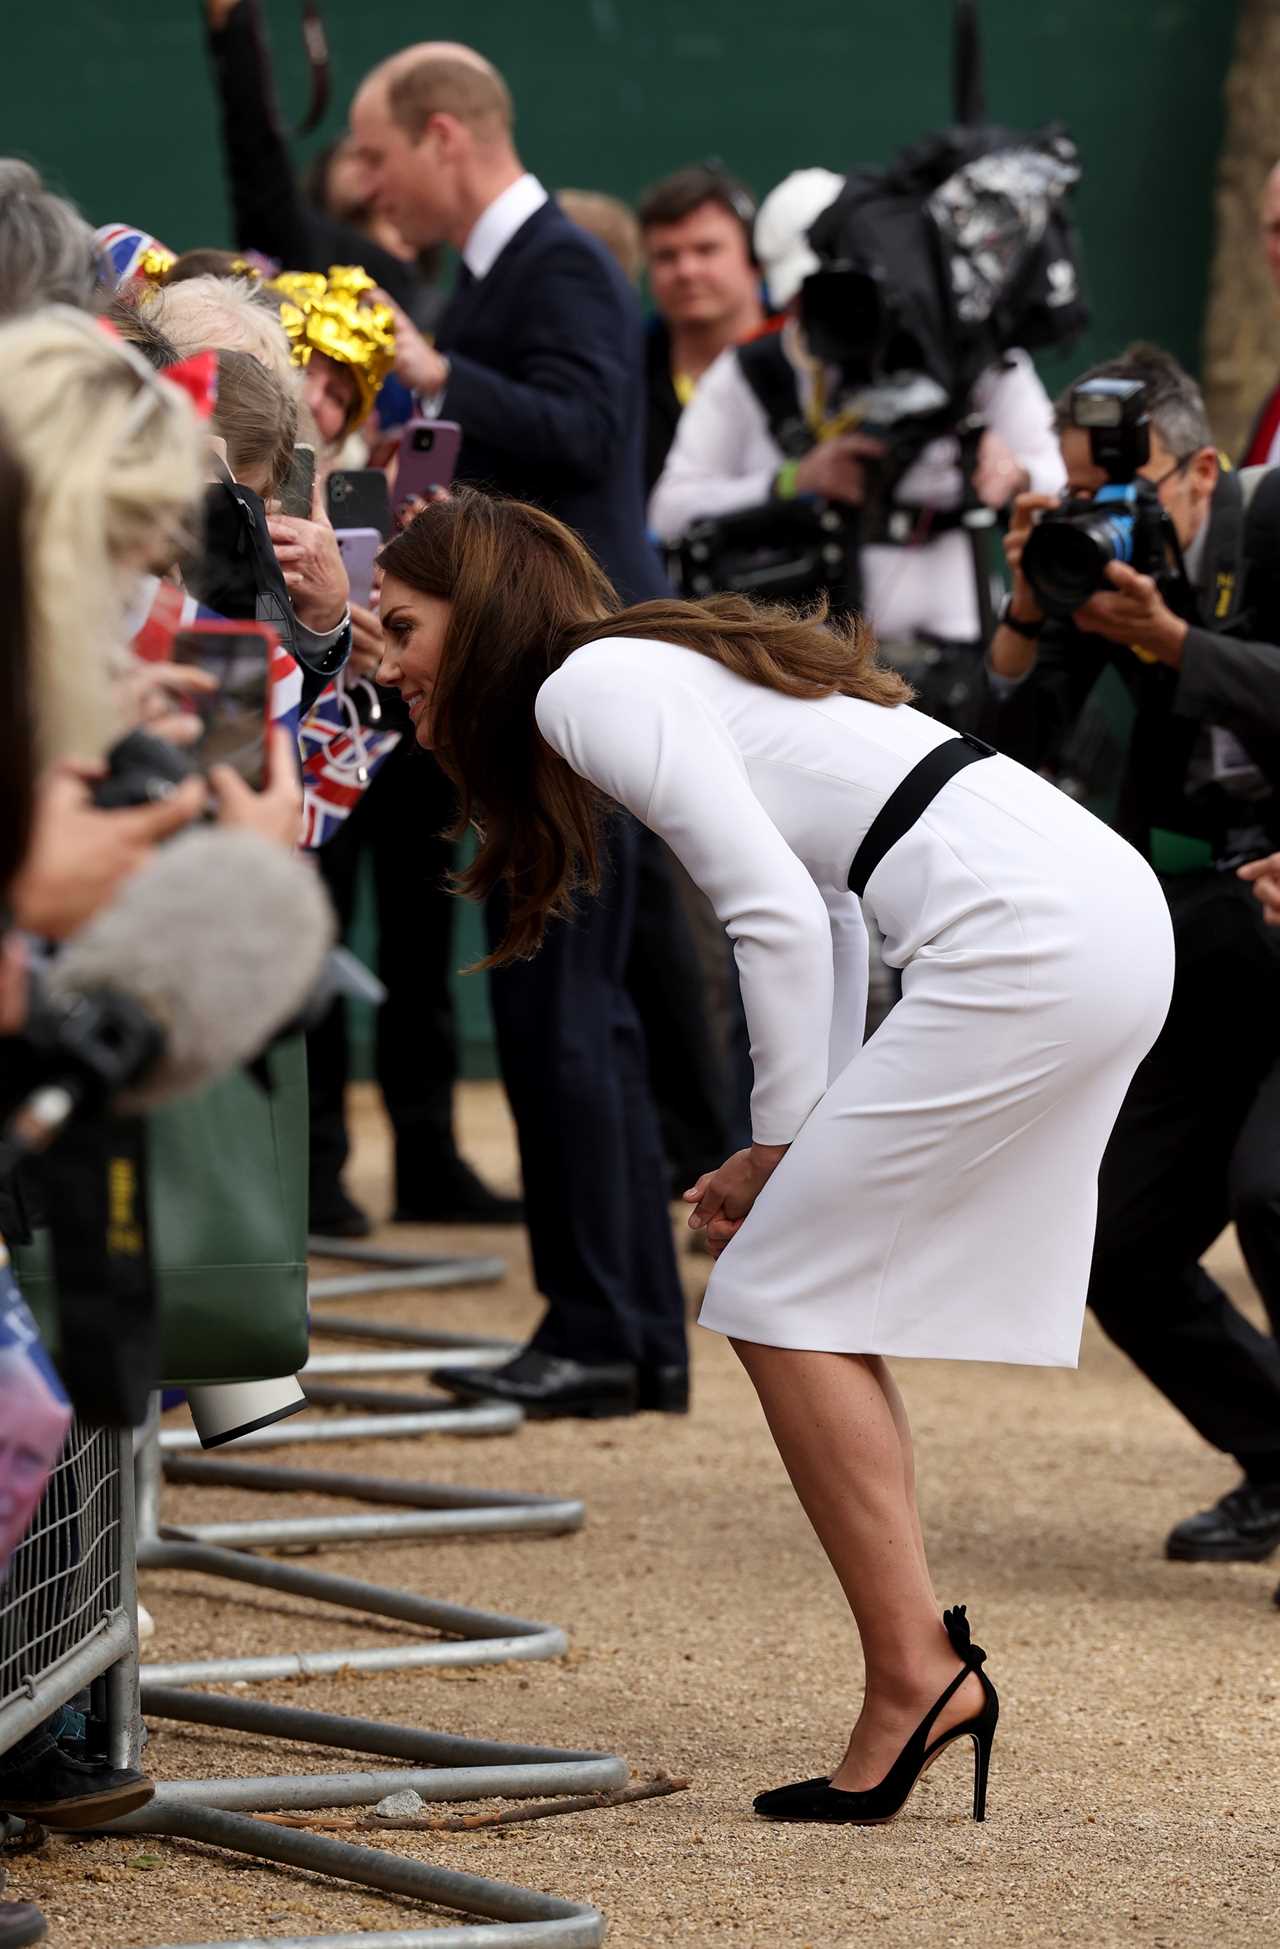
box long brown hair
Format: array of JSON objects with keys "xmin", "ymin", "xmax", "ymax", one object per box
[{"xmin": 378, "ymin": 489, "xmax": 910, "ymax": 963}]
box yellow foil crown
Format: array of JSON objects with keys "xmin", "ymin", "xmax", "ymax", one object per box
[{"xmin": 269, "ymin": 264, "xmax": 397, "ymax": 429}]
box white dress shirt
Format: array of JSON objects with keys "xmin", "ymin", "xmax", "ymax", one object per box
[
  {"xmin": 649, "ymin": 338, "xmax": 1066, "ymax": 643},
  {"xmin": 461, "ymin": 173, "xmax": 549, "ymax": 281},
  {"xmin": 420, "ymin": 175, "xmax": 551, "ymax": 418}
]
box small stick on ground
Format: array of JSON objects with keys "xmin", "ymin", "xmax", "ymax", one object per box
[{"xmin": 254, "ymin": 1773, "xmax": 690, "ymax": 1835}]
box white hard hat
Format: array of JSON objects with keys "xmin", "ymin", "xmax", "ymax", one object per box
[{"xmin": 753, "ymin": 167, "xmax": 846, "ymax": 309}]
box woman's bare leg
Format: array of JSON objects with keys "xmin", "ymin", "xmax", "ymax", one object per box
[
  {"xmin": 866, "ymin": 1352, "xmax": 935, "ymax": 1603},
  {"xmin": 732, "ymin": 1338, "xmax": 981, "ymax": 1790}
]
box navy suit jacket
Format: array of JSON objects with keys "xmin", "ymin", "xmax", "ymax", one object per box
[{"xmin": 436, "ymin": 201, "xmax": 667, "ymax": 604}]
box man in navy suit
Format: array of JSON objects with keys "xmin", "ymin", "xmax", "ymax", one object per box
[{"xmin": 350, "ymin": 43, "xmax": 691, "ymax": 1419}]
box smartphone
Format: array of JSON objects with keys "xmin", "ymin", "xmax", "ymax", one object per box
[
  {"xmin": 394, "ymin": 419, "xmax": 461, "ymax": 514},
  {"xmin": 171, "ymin": 621, "xmax": 276, "ymax": 789},
  {"xmin": 336, "ymin": 528, "xmax": 382, "ymax": 612},
  {"xmin": 279, "ymin": 443, "xmax": 316, "ymax": 518},
  {"xmin": 326, "ymin": 468, "xmax": 392, "ymax": 540}
]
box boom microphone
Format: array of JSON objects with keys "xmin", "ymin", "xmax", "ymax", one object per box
[{"xmin": 44, "ymin": 826, "xmax": 334, "ymax": 1112}]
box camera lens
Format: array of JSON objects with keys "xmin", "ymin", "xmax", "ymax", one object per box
[
  {"xmin": 412, "ymin": 428, "xmax": 434, "ymax": 451},
  {"xmin": 1022, "ymin": 510, "xmax": 1134, "ymax": 618}
]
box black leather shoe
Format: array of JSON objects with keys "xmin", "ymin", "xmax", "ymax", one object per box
[
  {"xmin": 438, "ymin": 1348, "xmax": 638, "ymax": 1419},
  {"xmin": 394, "ymin": 1157, "xmax": 524, "ymax": 1226},
  {"xmin": 0, "ymin": 1746, "xmax": 155, "ymax": 1829},
  {"xmin": 309, "ymin": 1186, "xmax": 373, "ymax": 1240},
  {"xmin": 1165, "ymin": 1480, "xmax": 1280, "ymax": 1562},
  {"xmin": 637, "ymin": 1364, "xmax": 690, "ymax": 1414}
]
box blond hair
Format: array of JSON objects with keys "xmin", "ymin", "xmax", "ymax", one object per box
[
  {"xmin": 144, "ymin": 274, "xmax": 297, "ymax": 390},
  {"xmin": 557, "ymin": 191, "xmax": 643, "ymax": 284},
  {"xmin": 0, "ymin": 307, "xmax": 205, "ymax": 764}
]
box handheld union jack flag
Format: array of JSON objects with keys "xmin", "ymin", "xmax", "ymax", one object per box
[{"xmin": 298, "ymin": 675, "xmax": 401, "ymax": 849}]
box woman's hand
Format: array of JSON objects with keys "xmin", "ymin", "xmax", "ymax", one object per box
[
  {"xmin": 122, "ymin": 658, "xmax": 218, "ymax": 748},
  {"xmin": 208, "ymin": 727, "xmax": 304, "ymax": 849},
  {"xmin": 348, "ymin": 603, "xmax": 385, "ymax": 678},
  {"xmin": 11, "ymin": 763, "xmax": 207, "ymax": 939},
  {"xmin": 266, "ymin": 497, "xmax": 349, "ymax": 633},
  {"xmin": 684, "ymin": 1143, "xmax": 789, "ymax": 1259}
]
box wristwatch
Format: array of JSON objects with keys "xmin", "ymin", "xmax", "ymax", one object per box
[{"xmin": 996, "ymin": 592, "xmax": 1043, "ymax": 640}]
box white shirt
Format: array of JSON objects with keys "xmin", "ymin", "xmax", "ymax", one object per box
[
  {"xmin": 648, "ymin": 342, "xmax": 1066, "ymax": 643},
  {"xmin": 462, "ymin": 173, "xmax": 549, "ymax": 281}
]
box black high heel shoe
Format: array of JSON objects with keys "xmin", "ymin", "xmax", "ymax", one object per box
[{"xmin": 753, "ymin": 1605, "xmax": 999, "ymax": 1825}]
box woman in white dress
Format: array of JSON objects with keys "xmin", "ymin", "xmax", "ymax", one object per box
[{"xmin": 373, "ymin": 489, "xmax": 1175, "ymax": 1826}]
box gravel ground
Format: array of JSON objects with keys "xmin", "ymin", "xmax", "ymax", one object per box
[{"xmin": 10, "ymin": 1083, "xmax": 1279, "ymax": 1947}]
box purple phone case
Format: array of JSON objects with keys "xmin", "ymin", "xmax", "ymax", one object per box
[
  {"xmin": 395, "ymin": 419, "xmax": 462, "ymax": 507},
  {"xmin": 336, "ymin": 527, "xmax": 382, "ymax": 612}
]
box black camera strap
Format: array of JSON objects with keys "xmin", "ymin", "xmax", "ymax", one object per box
[
  {"xmin": 736, "ymin": 334, "xmax": 812, "ymax": 459},
  {"xmin": 43, "ymin": 1113, "xmax": 158, "ymax": 1428}
]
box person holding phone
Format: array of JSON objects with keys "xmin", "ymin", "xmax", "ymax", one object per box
[{"xmin": 0, "ymin": 351, "xmax": 303, "ymax": 1875}]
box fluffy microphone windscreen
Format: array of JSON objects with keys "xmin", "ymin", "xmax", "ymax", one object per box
[{"xmin": 45, "ymin": 829, "xmax": 335, "ymax": 1107}]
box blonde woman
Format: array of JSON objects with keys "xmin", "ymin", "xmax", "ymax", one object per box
[{"xmin": 0, "ymin": 306, "xmax": 300, "ymax": 834}]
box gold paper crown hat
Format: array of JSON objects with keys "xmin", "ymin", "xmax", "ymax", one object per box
[{"xmin": 268, "ymin": 265, "xmax": 397, "ymax": 430}]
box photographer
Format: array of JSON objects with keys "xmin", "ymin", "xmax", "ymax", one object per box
[
  {"xmin": 991, "ymin": 342, "xmax": 1280, "ymax": 1565},
  {"xmin": 650, "ymin": 166, "xmax": 1064, "ymax": 662}
]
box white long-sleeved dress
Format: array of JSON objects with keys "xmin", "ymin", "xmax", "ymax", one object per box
[{"xmin": 535, "ymin": 637, "xmax": 1175, "ymax": 1368}]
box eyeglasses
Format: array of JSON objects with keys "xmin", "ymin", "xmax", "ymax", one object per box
[{"xmin": 1149, "ymin": 452, "xmax": 1196, "ymax": 490}]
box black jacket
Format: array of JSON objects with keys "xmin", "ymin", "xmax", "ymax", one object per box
[
  {"xmin": 435, "ymin": 202, "xmax": 667, "ymax": 605},
  {"xmin": 644, "ymin": 316, "xmax": 683, "ymax": 495},
  {"xmin": 206, "ymin": 0, "xmax": 429, "ymax": 320},
  {"xmin": 995, "ymin": 466, "xmax": 1280, "ymax": 858}
]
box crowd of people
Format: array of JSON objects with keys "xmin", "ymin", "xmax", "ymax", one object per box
[{"xmin": 2, "ymin": 2, "xmax": 1280, "ymax": 1936}]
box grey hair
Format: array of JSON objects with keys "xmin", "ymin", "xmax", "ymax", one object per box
[
  {"xmin": 144, "ymin": 274, "xmax": 298, "ymax": 390},
  {"xmin": 1054, "ymin": 341, "xmax": 1212, "ymax": 459},
  {"xmin": 0, "ymin": 159, "xmax": 100, "ymax": 319}
]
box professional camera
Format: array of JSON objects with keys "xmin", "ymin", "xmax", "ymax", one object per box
[
  {"xmin": 1020, "ymin": 377, "xmax": 1184, "ymax": 619},
  {"xmin": 801, "ymin": 124, "xmax": 1087, "ymax": 522}
]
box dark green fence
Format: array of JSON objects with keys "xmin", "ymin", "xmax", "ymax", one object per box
[{"xmin": 8, "ymin": 0, "xmax": 1238, "ymax": 1074}]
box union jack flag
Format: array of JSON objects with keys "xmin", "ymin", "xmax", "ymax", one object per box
[
  {"xmin": 298, "ymin": 676, "xmax": 401, "ymax": 849},
  {"xmin": 94, "ymin": 223, "xmax": 176, "ymax": 288},
  {"xmin": 130, "ymin": 576, "xmax": 303, "ymax": 739}
]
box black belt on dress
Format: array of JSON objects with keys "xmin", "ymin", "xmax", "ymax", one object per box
[{"xmin": 847, "ymin": 733, "xmax": 995, "ymax": 897}]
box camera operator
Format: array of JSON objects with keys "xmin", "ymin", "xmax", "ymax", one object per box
[
  {"xmin": 650, "ymin": 166, "xmax": 1064, "ymax": 661},
  {"xmin": 991, "ymin": 342, "xmax": 1280, "ymax": 1566}
]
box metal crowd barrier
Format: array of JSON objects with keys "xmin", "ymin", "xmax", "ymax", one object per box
[
  {"xmin": 0, "ymin": 1415, "xmax": 615, "ymax": 1946},
  {"xmin": 0, "ymin": 1421, "xmax": 138, "ymax": 1765}
]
